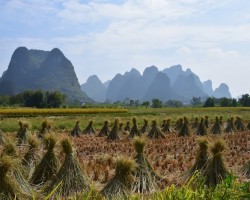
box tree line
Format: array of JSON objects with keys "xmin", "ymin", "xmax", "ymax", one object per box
[
  {"xmin": 0, "ymin": 90, "xmax": 66, "ymax": 108},
  {"xmin": 1, "ymin": 90, "xmax": 250, "ymax": 108}
]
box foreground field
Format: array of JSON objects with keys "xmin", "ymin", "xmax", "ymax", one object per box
[{"xmin": 0, "ymin": 107, "xmax": 249, "ymax": 199}]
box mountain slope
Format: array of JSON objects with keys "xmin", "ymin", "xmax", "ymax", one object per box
[{"xmin": 0, "ymin": 47, "xmax": 91, "ymax": 103}]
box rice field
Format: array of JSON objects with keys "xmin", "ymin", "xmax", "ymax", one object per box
[{"xmin": 0, "ymin": 107, "xmax": 249, "ymax": 199}]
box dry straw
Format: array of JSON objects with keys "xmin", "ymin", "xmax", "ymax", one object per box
[
  {"xmin": 124, "ymin": 121, "xmax": 131, "ymax": 132},
  {"xmin": 162, "ymin": 119, "xmax": 174, "ymax": 134},
  {"xmin": 98, "ymin": 120, "xmax": 110, "ymax": 137},
  {"xmin": 178, "ymin": 117, "xmax": 191, "ymax": 136},
  {"xmin": 241, "ymin": 160, "xmax": 250, "ymax": 178},
  {"xmin": 22, "ymin": 135, "xmax": 40, "ymax": 172},
  {"xmin": 82, "ymin": 120, "xmax": 96, "ymax": 135},
  {"xmin": 70, "ymin": 120, "xmax": 81, "ymax": 137},
  {"xmin": 204, "ymin": 140, "xmax": 228, "ymax": 187},
  {"xmin": 224, "ymin": 117, "xmax": 236, "ymax": 133},
  {"xmin": 38, "ymin": 120, "xmax": 51, "ymax": 139},
  {"xmin": 188, "ymin": 139, "xmax": 209, "ymax": 176},
  {"xmin": 140, "ymin": 119, "xmax": 149, "ymax": 134},
  {"xmin": 43, "ymin": 138, "xmax": 89, "ymax": 198},
  {"xmin": 174, "ymin": 118, "xmax": 184, "ymax": 131},
  {"xmin": 17, "ymin": 121, "xmax": 29, "ymax": 145},
  {"xmin": 0, "ymin": 156, "xmax": 29, "ymax": 200},
  {"xmin": 2, "ymin": 141, "xmax": 33, "ymax": 196},
  {"xmin": 195, "ymin": 118, "xmax": 207, "ymax": 136},
  {"xmin": 30, "ymin": 134, "xmax": 60, "ymax": 185},
  {"xmin": 147, "ymin": 120, "xmax": 165, "ymax": 139},
  {"xmin": 129, "ymin": 118, "xmax": 141, "ymax": 138},
  {"xmin": 234, "ymin": 116, "xmax": 247, "ymax": 132},
  {"xmin": 101, "ymin": 156, "xmax": 135, "ymax": 199},
  {"xmin": 108, "ymin": 118, "xmax": 122, "ymax": 141},
  {"xmin": 132, "ymin": 137, "xmax": 161, "ymax": 193},
  {"xmin": 211, "ymin": 116, "xmax": 222, "ymax": 134}
]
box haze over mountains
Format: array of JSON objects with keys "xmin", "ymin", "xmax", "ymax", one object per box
[
  {"xmin": 0, "ymin": 47, "xmax": 231, "ymax": 104},
  {"xmin": 81, "ymin": 64, "xmax": 232, "ymax": 103}
]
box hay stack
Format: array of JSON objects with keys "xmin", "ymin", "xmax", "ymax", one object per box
[
  {"xmin": 0, "ymin": 130, "xmax": 3, "ymax": 145},
  {"xmin": 242, "ymin": 160, "xmax": 250, "ymax": 178},
  {"xmin": 195, "ymin": 118, "xmax": 207, "ymax": 136},
  {"xmin": 147, "ymin": 120, "xmax": 165, "ymax": 139},
  {"xmin": 0, "ymin": 156, "xmax": 29, "ymax": 200},
  {"xmin": 247, "ymin": 121, "xmax": 250, "ymax": 130},
  {"xmin": 30, "ymin": 134, "xmax": 60, "ymax": 185},
  {"xmin": 107, "ymin": 119, "xmax": 122, "ymax": 141},
  {"xmin": 22, "ymin": 136, "xmax": 40, "ymax": 172},
  {"xmin": 161, "ymin": 120, "xmax": 166, "ymax": 128},
  {"xmin": 129, "ymin": 118, "xmax": 141, "ymax": 138},
  {"xmin": 204, "ymin": 140, "xmax": 228, "ymax": 187},
  {"xmin": 44, "ymin": 138, "xmax": 89, "ymax": 197},
  {"xmin": 178, "ymin": 117, "xmax": 191, "ymax": 137},
  {"xmin": 234, "ymin": 117, "xmax": 247, "ymax": 132},
  {"xmin": 224, "ymin": 117, "xmax": 236, "ymax": 133},
  {"xmin": 192, "ymin": 117, "xmax": 199, "ymax": 130},
  {"xmin": 2, "ymin": 142, "xmax": 33, "ymax": 196},
  {"xmin": 82, "ymin": 120, "xmax": 96, "ymax": 135},
  {"xmin": 17, "ymin": 122, "xmax": 29, "ymax": 145},
  {"xmin": 204, "ymin": 116, "xmax": 209, "ymax": 128},
  {"xmin": 132, "ymin": 137, "xmax": 161, "ymax": 193},
  {"xmin": 101, "ymin": 157, "xmax": 135, "ymax": 199},
  {"xmin": 38, "ymin": 120, "xmax": 51, "ymax": 139},
  {"xmin": 162, "ymin": 119, "xmax": 174, "ymax": 134},
  {"xmin": 174, "ymin": 118, "xmax": 184, "ymax": 131},
  {"xmin": 98, "ymin": 120, "xmax": 110, "ymax": 137},
  {"xmin": 119, "ymin": 122, "xmax": 124, "ymax": 132},
  {"xmin": 124, "ymin": 121, "xmax": 131, "ymax": 132},
  {"xmin": 71, "ymin": 121, "xmax": 81, "ymax": 137},
  {"xmin": 140, "ymin": 119, "xmax": 149, "ymax": 134},
  {"xmin": 211, "ymin": 116, "xmax": 222, "ymax": 134},
  {"xmin": 188, "ymin": 139, "xmax": 209, "ymax": 176}
]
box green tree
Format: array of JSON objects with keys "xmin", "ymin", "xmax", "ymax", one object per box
[
  {"xmin": 238, "ymin": 94, "xmax": 250, "ymax": 106},
  {"xmin": 232, "ymin": 98, "xmax": 237, "ymax": 107},
  {"xmin": 220, "ymin": 98, "xmax": 231, "ymax": 107},
  {"xmin": 142, "ymin": 101, "xmax": 150, "ymax": 108},
  {"xmin": 165, "ymin": 100, "xmax": 183, "ymax": 108},
  {"xmin": 0, "ymin": 96, "xmax": 9, "ymax": 106},
  {"xmin": 203, "ymin": 97, "xmax": 214, "ymax": 107},
  {"xmin": 46, "ymin": 91, "xmax": 66, "ymax": 108},
  {"xmin": 151, "ymin": 98, "xmax": 162, "ymax": 108},
  {"xmin": 190, "ymin": 97, "xmax": 202, "ymax": 107}
]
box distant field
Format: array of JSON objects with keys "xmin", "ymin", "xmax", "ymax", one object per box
[
  {"xmin": 0, "ymin": 107, "xmax": 128, "ymax": 117},
  {"xmin": 1, "ymin": 107, "xmax": 250, "ymax": 132}
]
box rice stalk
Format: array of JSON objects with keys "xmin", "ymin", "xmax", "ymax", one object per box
[
  {"xmin": 70, "ymin": 121, "xmax": 81, "ymax": 137},
  {"xmin": 30, "ymin": 134, "xmax": 60, "ymax": 186},
  {"xmin": 43, "ymin": 138, "xmax": 89, "ymax": 198},
  {"xmin": 98, "ymin": 120, "xmax": 110, "ymax": 137},
  {"xmin": 101, "ymin": 156, "xmax": 135, "ymax": 199},
  {"xmin": 129, "ymin": 118, "xmax": 141, "ymax": 138}
]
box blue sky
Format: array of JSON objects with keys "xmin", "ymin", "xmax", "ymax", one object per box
[{"xmin": 1, "ymin": 0, "xmax": 250, "ymax": 97}]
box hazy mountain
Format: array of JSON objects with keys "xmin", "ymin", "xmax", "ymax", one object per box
[
  {"xmin": 213, "ymin": 83, "xmax": 231, "ymax": 98},
  {"xmin": 81, "ymin": 75, "xmax": 106, "ymax": 102},
  {"xmin": 143, "ymin": 72, "xmax": 183, "ymax": 101},
  {"xmin": 203, "ymin": 80, "xmax": 213, "ymax": 96},
  {"xmin": 173, "ymin": 73, "xmax": 208, "ymax": 100},
  {"xmin": 106, "ymin": 68, "xmax": 141, "ymax": 102},
  {"xmin": 99, "ymin": 64, "xmax": 232, "ymax": 103},
  {"xmin": 0, "ymin": 47, "xmax": 91, "ymax": 103},
  {"xmin": 103, "ymin": 80, "xmax": 111, "ymax": 88}
]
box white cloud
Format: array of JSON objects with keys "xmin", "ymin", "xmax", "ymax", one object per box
[{"xmin": 0, "ymin": 0, "xmax": 250, "ymax": 97}]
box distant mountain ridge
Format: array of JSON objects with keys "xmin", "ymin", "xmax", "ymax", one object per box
[
  {"xmin": 0, "ymin": 47, "xmax": 92, "ymax": 103},
  {"xmin": 81, "ymin": 65, "xmax": 232, "ymax": 103}
]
